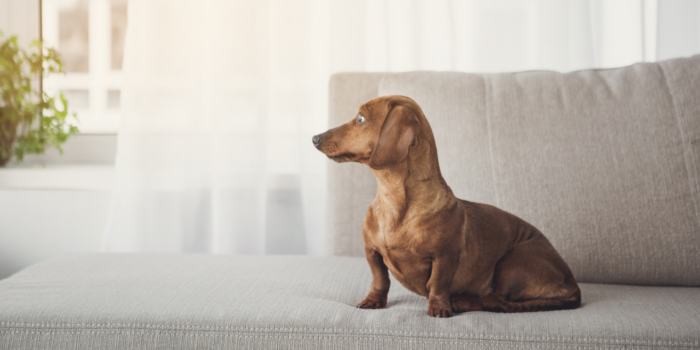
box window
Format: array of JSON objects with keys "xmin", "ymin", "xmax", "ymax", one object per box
[{"xmin": 42, "ymin": 0, "xmax": 127, "ymax": 134}]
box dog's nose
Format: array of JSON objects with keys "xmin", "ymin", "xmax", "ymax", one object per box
[{"xmin": 312, "ymin": 134, "xmax": 322, "ymax": 146}]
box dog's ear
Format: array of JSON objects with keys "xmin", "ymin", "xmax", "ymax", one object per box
[{"xmin": 369, "ymin": 105, "xmax": 420, "ymax": 170}]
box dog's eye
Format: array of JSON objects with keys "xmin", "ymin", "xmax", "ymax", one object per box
[{"xmin": 357, "ymin": 114, "xmax": 366, "ymax": 125}]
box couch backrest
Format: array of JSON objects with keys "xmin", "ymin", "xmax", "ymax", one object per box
[{"xmin": 327, "ymin": 55, "xmax": 700, "ymax": 286}]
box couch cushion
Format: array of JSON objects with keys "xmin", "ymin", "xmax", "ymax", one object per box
[
  {"xmin": 1, "ymin": 254, "xmax": 698, "ymax": 350},
  {"xmin": 369, "ymin": 55, "xmax": 700, "ymax": 286}
]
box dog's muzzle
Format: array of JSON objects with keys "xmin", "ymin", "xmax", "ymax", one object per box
[{"xmin": 312, "ymin": 134, "xmax": 323, "ymax": 149}]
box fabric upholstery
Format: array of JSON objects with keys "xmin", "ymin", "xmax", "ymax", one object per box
[
  {"xmin": 1, "ymin": 254, "xmax": 699, "ymax": 350},
  {"xmin": 327, "ymin": 55, "xmax": 700, "ymax": 286}
]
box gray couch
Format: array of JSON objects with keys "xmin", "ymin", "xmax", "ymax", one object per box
[{"xmin": 2, "ymin": 55, "xmax": 699, "ymax": 349}]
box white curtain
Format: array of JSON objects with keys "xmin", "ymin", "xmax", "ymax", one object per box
[{"xmin": 103, "ymin": 0, "xmax": 700, "ymax": 255}]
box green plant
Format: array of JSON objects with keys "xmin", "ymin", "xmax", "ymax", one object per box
[{"xmin": 0, "ymin": 32, "xmax": 78, "ymax": 166}]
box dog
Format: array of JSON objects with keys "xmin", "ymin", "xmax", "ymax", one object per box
[{"xmin": 313, "ymin": 95, "xmax": 581, "ymax": 318}]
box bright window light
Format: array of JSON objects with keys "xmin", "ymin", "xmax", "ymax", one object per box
[{"xmin": 42, "ymin": 0, "xmax": 127, "ymax": 134}]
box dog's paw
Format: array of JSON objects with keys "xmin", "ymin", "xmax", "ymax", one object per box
[
  {"xmin": 356, "ymin": 298, "xmax": 386, "ymax": 309},
  {"xmin": 429, "ymin": 306, "xmax": 453, "ymax": 318},
  {"xmin": 431, "ymin": 306, "xmax": 455, "ymax": 318},
  {"xmin": 428, "ymin": 300, "xmax": 453, "ymax": 318}
]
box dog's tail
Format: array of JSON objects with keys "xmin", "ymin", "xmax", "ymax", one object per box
[
  {"xmin": 485, "ymin": 288, "xmax": 581, "ymax": 313},
  {"xmin": 453, "ymin": 288, "xmax": 581, "ymax": 313}
]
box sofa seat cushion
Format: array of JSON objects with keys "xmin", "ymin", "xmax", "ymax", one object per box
[{"xmin": 1, "ymin": 254, "xmax": 699, "ymax": 350}]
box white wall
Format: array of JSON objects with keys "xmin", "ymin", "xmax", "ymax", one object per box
[
  {"xmin": 0, "ymin": 134, "xmax": 116, "ymax": 280},
  {"xmin": 0, "ymin": 190, "xmax": 110, "ymax": 279},
  {"xmin": 0, "ymin": 1, "xmax": 116, "ymax": 280}
]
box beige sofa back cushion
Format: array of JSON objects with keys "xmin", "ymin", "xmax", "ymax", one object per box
[{"xmin": 327, "ymin": 55, "xmax": 700, "ymax": 286}]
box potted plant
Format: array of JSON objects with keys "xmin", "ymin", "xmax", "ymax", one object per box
[{"xmin": 0, "ymin": 32, "xmax": 78, "ymax": 167}]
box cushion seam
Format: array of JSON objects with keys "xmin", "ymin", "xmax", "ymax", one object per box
[
  {"xmin": 10, "ymin": 330, "xmax": 697, "ymax": 350},
  {"xmin": 483, "ymin": 74, "xmax": 500, "ymax": 206},
  {"xmin": 659, "ymin": 62, "xmax": 700, "ymax": 230},
  {"xmin": 0, "ymin": 326, "xmax": 697, "ymax": 346}
]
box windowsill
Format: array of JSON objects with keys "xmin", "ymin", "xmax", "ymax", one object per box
[{"xmin": 0, "ymin": 163, "xmax": 115, "ymax": 191}]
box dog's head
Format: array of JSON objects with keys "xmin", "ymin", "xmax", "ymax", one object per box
[{"xmin": 312, "ymin": 95, "xmax": 424, "ymax": 170}]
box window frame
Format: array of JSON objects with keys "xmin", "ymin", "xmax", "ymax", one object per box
[{"xmin": 41, "ymin": 0, "xmax": 125, "ymax": 134}]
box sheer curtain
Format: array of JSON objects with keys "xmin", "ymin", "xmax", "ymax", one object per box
[{"xmin": 103, "ymin": 0, "xmax": 700, "ymax": 255}]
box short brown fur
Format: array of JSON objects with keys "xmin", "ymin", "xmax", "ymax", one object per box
[{"xmin": 313, "ymin": 96, "xmax": 581, "ymax": 317}]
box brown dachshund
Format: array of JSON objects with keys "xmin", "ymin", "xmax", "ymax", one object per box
[{"xmin": 313, "ymin": 95, "xmax": 581, "ymax": 317}]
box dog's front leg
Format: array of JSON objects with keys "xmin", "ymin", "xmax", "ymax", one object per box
[
  {"xmin": 357, "ymin": 248, "xmax": 390, "ymax": 309},
  {"xmin": 426, "ymin": 256, "xmax": 458, "ymax": 317}
]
